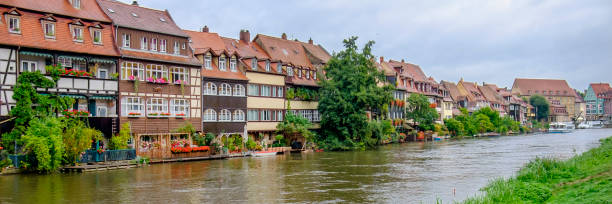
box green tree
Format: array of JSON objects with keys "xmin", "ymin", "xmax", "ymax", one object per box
[
  {"xmin": 317, "ymin": 37, "xmax": 394, "ymax": 150},
  {"xmin": 444, "ymin": 118, "xmax": 464, "ymax": 137},
  {"xmin": 475, "ymin": 114, "xmax": 494, "ymax": 133},
  {"xmin": 22, "ymin": 117, "xmax": 65, "ymax": 172},
  {"xmin": 529, "ymin": 95, "xmax": 550, "ymax": 121},
  {"xmin": 473, "ymin": 107, "xmax": 501, "ymax": 127},
  {"xmin": 110, "ymin": 122, "xmax": 132, "ymax": 150},
  {"xmin": 276, "ymin": 112, "xmax": 314, "ymax": 145},
  {"xmin": 405, "ymin": 93, "xmax": 439, "ymax": 131},
  {"xmin": 63, "ymin": 119, "xmax": 102, "ymax": 165}
]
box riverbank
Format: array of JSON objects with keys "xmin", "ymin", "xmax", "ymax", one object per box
[{"xmin": 463, "ymin": 135, "xmax": 612, "ymax": 203}]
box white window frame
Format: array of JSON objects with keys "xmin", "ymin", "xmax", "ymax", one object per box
[
  {"xmin": 219, "ymin": 109, "xmax": 231, "ymax": 122},
  {"xmin": 20, "ymin": 60, "xmax": 37, "ymax": 72},
  {"xmin": 98, "ymin": 69, "xmax": 108, "ymax": 79},
  {"xmin": 203, "ymin": 109, "xmax": 217, "ymax": 122},
  {"xmin": 219, "ymin": 55, "xmax": 227, "ymax": 71},
  {"xmin": 252, "ymin": 58, "xmax": 257, "ymax": 70},
  {"xmin": 43, "ymin": 22, "xmax": 55, "ymax": 38},
  {"xmin": 121, "ymin": 61, "xmax": 145, "ymax": 80},
  {"xmin": 146, "ymin": 64, "xmax": 167, "ymax": 80},
  {"xmin": 204, "ymin": 54, "xmax": 212, "ymax": 70},
  {"xmin": 219, "ymin": 83, "xmax": 232, "ymax": 96},
  {"xmin": 8, "ymin": 16, "xmax": 20, "ymax": 34},
  {"xmin": 230, "ymin": 57, "xmax": 237, "ymax": 72},
  {"xmin": 170, "ymin": 67, "xmax": 188, "ymax": 84},
  {"xmin": 151, "ymin": 38, "xmax": 157, "ymax": 51},
  {"xmin": 123, "ymin": 34, "xmax": 130, "ymax": 48},
  {"xmin": 72, "ymin": 0, "xmax": 81, "ymax": 9},
  {"xmin": 261, "ymin": 85, "xmax": 271, "ymax": 97},
  {"xmin": 277, "ymin": 63, "xmax": 282, "ymax": 73},
  {"xmin": 247, "ymin": 109, "xmax": 259, "ymax": 121},
  {"xmin": 248, "ymin": 84, "xmax": 259, "ymax": 96},
  {"xmin": 122, "ymin": 97, "xmax": 144, "ymax": 116},
  {"xmin": 233, "ymin": 84, "xmax": 245, "ymax": 96},
  {"xmin": 71, "ymin": 26, "xmax": 84, "ymax": 42},
  {"xmin": 160, "ymin": 39, "xmax": 167, "ymax": 53},
  {"xmin": 174, "ymin": 41, "xmax": 180, "ymax": 55},
  {"xmin": 287, "ymin": 66, "xmax": 293, "ymax": 76},
  {"xmin": 96, "ymin": 105, "xmax": 108, "ymax": 117},
  {"xmin": 260, "ymin": 110, "xmax": 271, "ymax": 121},
  {"xmin": 265, "ymin": 60, "xmax": 270, "ymax": 72},
  {"xmin": 171, "ymin": 99, "xmax": 189, "ymax": 117},
  {"xmin": 141, "ymin": 37, "xmax": 148, "ymax": 50},
  {"xmin": 277, "ymin": 87, "xmax": 284, "ymax": 98},
  {"xmin": 306, "ymin": 70, "xmax": 310, "ymax": 79},
  {"xmin": 147, "ymin": 98, "xmax": 168, "ymax": 116},
  {"xmin": 92, "ymin": 29, "xmax": 102, "ymax": 44},
  {"xmin": 204, "ymin": 82, "xmax": 217, "ymax": 95},
  {"xmin": 233, "ymin": 110, "xmax": 245, "ymax": 122},
  {"xmin": 298, "ymin": 68, "xmax": 302, "ymax": 78}
]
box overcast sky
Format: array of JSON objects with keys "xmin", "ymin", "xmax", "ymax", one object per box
[{"xmin": 123, "ymin": 0, "xmax": 612, "ymax": 91}]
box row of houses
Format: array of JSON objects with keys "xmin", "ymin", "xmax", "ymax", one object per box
[{"xmin": 584, "ymin": 83, "xmax": 612, "ymax": 121}]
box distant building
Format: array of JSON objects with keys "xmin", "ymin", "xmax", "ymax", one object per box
[
  {"xmin": 574, "ymin": 89, "xmax": 586, "ymax": 123},
  {"xmin": 457, "ymin": 79, "xmax": 489, "ymax": 112},
  {"xmin": 512, "ymin": 78, "xmax": 576, "ymax": 122},
  {"xmin": 584, "ymin": 83, "xmax": 611, "ymax": 121}
]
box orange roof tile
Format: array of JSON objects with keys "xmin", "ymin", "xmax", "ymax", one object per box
[
  {"xmin": 512, "ymin": 78, "xmax": 575, "ymax": 97},
  {"xmin": 97, "ymin": 0, "xmax": 187, "ymax": 37},
  {"xmin": 0, "ymin": 7, "xmax": 118, "ymax": 57},
  {"xmin": 184, "ymin": 30, "xmax": 227, "ymax": 55},
  {"xmin": 300, "ymin": 41, "xmax": 331, "ymax": 64},
  {"xmin": 388, "ymin": 60, "xmax": 428, "ymax": 82},
  {"xmin": 120, "ymin": 49, "xmax": 199, "ymax": 66},
  {"xmin": 478, "ymin": 85, "xmax": 504, "ymax": 104},
  {"xmin": 254, "ymin": 34, "xmax": 313, "ymax": 68},
  {"xmin": 590, "ymin": 83, "xmax": 611, "ymax": 95},
  {"xmin": 221, "ymin": 37, "xmax": 269, "ymax": 60},
  {"xmin": 1, "ymin": 0, "xmax": 112, "ymax": 22}
]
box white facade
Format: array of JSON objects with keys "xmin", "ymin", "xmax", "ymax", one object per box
[{"xmin": 0, "ymin": 47, "xmax": 18, "ymax": 116}]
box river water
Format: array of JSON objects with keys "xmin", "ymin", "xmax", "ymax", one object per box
[{"xmin": 1, "ymin": 129, "xmax": 611, "ymax": 203}]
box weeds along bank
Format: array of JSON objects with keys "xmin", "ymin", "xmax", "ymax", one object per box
[{"xmin": 463, "ymin": 136, "xmax": 612, "ymax": 203}]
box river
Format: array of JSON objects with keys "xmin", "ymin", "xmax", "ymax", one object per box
[{"xmin": 1, "ymin": 129, "xmax": 611, "ymax": 203}]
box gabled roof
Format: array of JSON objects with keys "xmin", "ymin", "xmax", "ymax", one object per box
[
  {"xmin": 512, "ymin": 78, "xmax": 574, "ymax": 97},
  {"xmin": 590, "ymin": 83, "xmax": 611, "ymax": 96},
  {"xmin": 0, "ymin": 6, "xmax": 119, "ymax": 57},
  {"xmin": 0, "ymin": 0, "xmax": 111, "ymax": 22},
  {"xmin": 97, "ymin": 0, "xmax": 187, "ymax": 37},
  {"xmin": 300, "ymin": 41, "xmax": 331, "ymax": 64},
  {"xmin": 254, "ymin": 34, "xmax": 313, "ymax": 68},
  {"xmin": 478, "ymin": 84, "xmax": 504, "ymax": 104},
  {"xmin": 387, "ymin": 60, "xmax": 428, "ymax": 82},
  {"xmin": 221, "ymin": 37, "xmax": 269, "ymax": 60},
  {"xmin": 458, "ymin": 80, "xmax": 486, "ymax": 102},
  {"xmin": 184, "ymin": 30, "xmax": 227, "ymax": 55},
  {"xmin": 441, "ymin": 81, "xmax": 465, "ymax": 101}
]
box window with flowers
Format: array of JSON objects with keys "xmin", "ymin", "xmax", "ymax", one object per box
[
  {"xmin": 121, "ymin": 61, "xmax": 144, "ymax": 80},
  {"xmin": 170, "ymin": 67, "xmax": 188, "ymax": 84},
  {"xmin": 219, "ymin": 109, "xmax": 231, "ymax": 121},
  {"xmin": 146, "ymin": 64, "xmax": 167, "ymax": 80},
  {"xmin": 171, "ymin": 99, "xmax": 189, "ymax": 117},
  {"xmin": 233, "ymin": 84, "xmax": 245, "ymax": 96},
  {"xmin": 71, "ymin": 25, "xmax": 84, "ymax": 42},
  {"xmin": 233, "ymin": 110, "xmax": 245, "ymax": 122},
  {"xmin": 147, "ymin": 98, "xmax": 168, "ymax": 116},
  {"xmin": 203, "ymin": 109, "xmax": 217, "ymax": 121},
  {"xmin": 43, "ymin": 22, "xmax": 55, "ymax": 38},
  {"xmin": 122, "ymin": 97, "xmax": 144, "ymax": 116},
  {"xmin": 219, "ymin": 83, "xmax": 232, "ymax": 96},
  {"xmin": 204, "ymin": 82, "xmax": 217, "ymax": 95}
]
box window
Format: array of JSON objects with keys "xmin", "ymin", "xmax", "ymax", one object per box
[
  {"xmin": 277, "ymin": 63, "xmax": 282, "ymax": 73},
  {"xmin": 174, "ymin": 41, "xmax": 180, "ymax": 55},
  {"xmin": 219, "ymin": 109, "xmax": 231, "ymax": 121},
  {"xmin": 123, "ymin": 34, "xmax": 130, "ymax": 47},
  {"xmin": 277, "ymin": 87, "xmax": 283, "ymax": 98},
  {"xmin": 204, "ymin": 54, "xmax": 212, "ymax": 69},
  {"xmin": 72, "ymin": 26, "xmax": 83, "ymax": 42},
  {"xmin": 230, "ymin": 57, "xmax": 237, "ymax": 72},
  {"xmin": 261, "ymin": 85, "xmax": 271, "ymax": 97},
  {"xmin": 160, "ymin": 39, "xmax": 167, "ymax": 52},
  {"xmin": 277, "ymin": 110, "xmax": 284, "ymax": 121},
  {"xmin": 146, "ymin": 64, "xmax": 167, "ymax": 79},
  {"xmin": 219, "ymin": 83, "xmax": 232, "ymax": 96},
  {"xmin": 248, "ymin": 84, "xmax": 259, "ymax": 96},
  {"xmin": 43, "ymin": 22, "xmax": 55, "ymax": 38},
  {"xmin": 298, "ymin": 68, "xmax": 302, "ymax": 78},
  {"xmin": 151, "ymin": 38, "xmax": 157, "ymax": 51},
  {"xmin": 203, "ymin": 109, "xmax": 217, "ymax": 121},
  {"xmin": 72, "ymin": 0, "xmax": 81, "ymax": 9},
  {"xmin": 122, "ymin": 97, "xmax": 144, "ymax": 116},
  {"xmin": 91, "ymin": 29, "xmax": 102, "ymax": 44},
  {"xmin": 204, "ymin": 82, "xmax": 217, "ymax": 95},
  {"xmin": 20, "ymin": 60, "xmax": 37, "ymax": 72},
  {"xmin": 121, "ymin": 62, "xmax": 144, "ymax": 80},
  {"xmin": 171, "ymin": 99, "xmax": 189, "ymax": 117},
  {"xmin": 147, "ymin": 98, "xmax": 168, "ymax": 115},
  {"xmin": 272, "ymin": 86, "xmax": 277, "ymax": 97},
  {"xmin": 252, "ymin": 58, "xmax": 257, "ymax": 70},
  {"xmin": 233, "ymin": 84, "xmax": 245, "ymax": 96},
  {"xmin": 287, "ymin": 67, "xmax": 293, "ymax": 76},
  {"xmin": 141, "ymin": 37, "xmax": 148, "ymax": 50},
  {"xmin": 98, "ymin": 69, "xmax": 108, "ymax": 79},
  {"xmin": 306, "ymin": 70, "xmax": 310, "ymax": 79},
  {"xmin": 58, "ymin": 57, "xmax": 72, "ymax": 68},
  {"xmin": 265, "ymin": 60, "xmax": 270, "ymax": 72},
  {"xmin": 233, "ymin": 110, "xmax": 245, "ymax": 122},
  {"xmin": 8, "ymin": 16, "xmax": 20, "ymax": 33},
  {"xmin": 170, "ymin": 67, "xmax": 188, "ymax": 84},
  {"xmin": 247, "ymin": 109, "xmax": 259, "ymax": 121},
  {"xmin": 260, "ymin": 110, "xmax": 271, "ymax": 121},
  {"xmin": 96, "ymin": 106, "xmax": 107, "ymax": 117},
  {"xmin": 219, "ymin": 55, "xmax": 227, "ymax": 71},
  {"xmin": 182, "ymin": 43, "xmax": 186, "ymax": 49}
]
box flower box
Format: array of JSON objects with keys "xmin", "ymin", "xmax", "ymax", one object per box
[
  {"xmin": 146, "ymin": 77, "xmax": 169, "ymax": 84},
  {"xmin": 174, "ymin": 80, "xmax": 187, "ymax": 85},
  {"xmin": 128, "ymin": 112, "xmax": 141, "ymax": 117},
  {"xmin": 60, "ymin": 69, "xmax": 91, "ymax": 78},
  {"xmin": 62, "ymin": 109, "xmax": 89, "ymax": 118},
  {"xmin": 160, "ymin": 112, "xmax": 171, "ymax": 116},
  {"xmin": 128, "ymin": 75, "xmax": 140, "ymax": 81},
  {"xmin": 175, "ymin": 113, "xmax": 186, "ymax": 118}
]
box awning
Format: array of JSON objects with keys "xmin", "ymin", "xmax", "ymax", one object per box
[
  {"xmin": 90, "ymin": 58, "xmax": 116, "ymax": 64},
  {"xmin": 58, "ymin": 55, "xmax": 86, "ymax": 62},
  {"xmin": 60, "ymin": 94, "xmax": 86, "ymax": 99},
  {"xmin": 91, "ymin": 95, "xmax": 115, "ymax": 100},
  {"xmin": 20, "ymin": 51, "xmax": 53, "ymax": 58}
]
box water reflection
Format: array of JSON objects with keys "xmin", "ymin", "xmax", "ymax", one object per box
[{"xmin": 1, "ymin": 129, "xmax": 610, "ymax": 203}]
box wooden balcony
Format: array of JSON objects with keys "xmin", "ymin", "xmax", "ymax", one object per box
[{"xmin": 38, "ymin": 76, "xmax": 118, "ymax": 95}]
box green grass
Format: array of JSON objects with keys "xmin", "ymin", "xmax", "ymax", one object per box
[{"xmin": 463, "ymin": 136, "xmax": 612, "ymax": 204}]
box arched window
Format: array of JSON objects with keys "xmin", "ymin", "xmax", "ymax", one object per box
[
  {"xmin": 204, "ymin": 82, "xmax": 217, "ymax": 95},
  {"xmin": 219, "ymin": 83, "xmax": 232, "ymax": 96},
  {"xmin": 219, "ymin": 55, "xmax": 227, "ymax": 71},
  {"xmin": 233, "ymin": 84, "xmax": 245, "ymax": 96},
  {"xmin": 219, "ymin": 109, "xmax": 231, "ymax": 121},
  {"xmin": 203, "ymin": 109, "xmax": 217, "ymax": 121},
  {"xmin": 233, "ymin": 110, "xmax": 245, "ymax": 121}
]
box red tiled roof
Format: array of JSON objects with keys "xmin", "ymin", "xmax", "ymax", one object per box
[
  {"xmin": 478, "ymin": 85, "xmax": 504, "ymax": 104},
  {"xmin": 1, "ymin": 0, "xmax": 111, "ymax": 22},
  {"xmin": 254, "ymin": 34, "xmax": 313, "ymax": 68},
  {"xmin": 590, "ymin": 83, "xmax": 611, "ymax": 95},
  {"xmin": 460, "ymin": 81, "xmax": 486, "ymax": 102},
  {"xmin": 441, "ymin": 81, "xmax": 465, "ymax": 101},
  {"xmin": 300, "ymin": 41, "xmax": 331, "ymax": 64},
  {"xmin": 379, "ymin": 61, "xmax": 396, "ymax": 77},
  {"xmin": 97, "ymin": 0, "xmax": 188, "ymax": 37},
  {"xmin": 388, "ymin": 60, "xmax": 428, "ymax": 82},
  {"xmin": 184, "ymin": 30, "xmax": 227, "ymax": 55},
  {"xmin": 0, "ymin": 7, "xmax": 118, "ymax": 57},
  {"xmin": 512, "ymin": 78, "xmax": 575, "ymax": 97},
  {"xmin": 221, "ymin": 37, "xmax": 269, "ymax": 60},
  {"xmin": 202, "ymin": 64, "xmax": 248, "ymax": 81}
]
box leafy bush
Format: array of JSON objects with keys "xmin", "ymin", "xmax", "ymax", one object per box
[
  {"xmin": 246, "ymin": 137, "xmax": 257, "ymax": 150},
  {"xmin": 110, "ymin": 122, "xmax": 131, "ymax": 150}
]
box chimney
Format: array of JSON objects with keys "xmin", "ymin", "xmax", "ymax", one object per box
[
  {"xmin": 401, "ymin": 59, "xmax": 405, "ymax": 63},
  {"xmin": 379, "ymin": 56, "xmax": 384, "ymax": 63},
  {"xmin": 281, "ymin": 33, "xmax": 287, "ymax": 40},
  {"xmin": 201, "ymin": 26, "xmax": 209, "ymax": 32},
  {"xmin": 240, "ymin": 30, "xmax": 250, "ymax": 42},
  {"xmin": 131, "ymin": 1, "xmax": 139, "ymax": 6},
  {"xmin": 308, "ymin": 38, "xmax": 313, "ymax": 44}
]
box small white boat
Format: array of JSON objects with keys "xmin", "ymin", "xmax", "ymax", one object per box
[
  {"xmin": 548, "ymin": 122, "xmax": 574, "ymax": 133},
  {"xmin": 252, "ymin": 151, "xmax": 278, "ymax": 157}
]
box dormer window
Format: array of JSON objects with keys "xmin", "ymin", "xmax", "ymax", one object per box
[
  {"xmin": 173, "ymin": 41, "xmax": 180, "ymax": 55},
  {"xmin": 252, "ymin": 58, "xmax": 257, "ymax": 71},
  {"xmin": 72, "ymin": 0, "xmax": 81, "ymax": 9},
  {"xmin": 43, "ymin": 22, "xmax": 55, "ymax": 38},
  {"xmin": 306, "ymin": 70, "xmax": 310, "ymax": 79},
  {"xmin": 204, "ymin": 54, "xmax": 212, "ymax": 69},
  {"xmin": 265, "ymin": 60, "xmax": 270, "ymax": 72},
  {"xmin": 298, "ymin": 68, "xmax": 302, "ymax": 78},
  {"xmin": 151, "ymin": 38, "xmax": 157, "ymax": 51},
  {"xmin": 141, "ymin": 37, "xmax": 148, "ymax": 50},
  {"xmin": 71, "ymin": 26, "xmax": 83, "ymax": 42},
  {"xmin": 230, "ymin": 57, "xmax": 237, "ymax": 72},
  {"xmin": 313, "ymin": 71, "xmax": 317, "ymax": 80},
  {"xmin": 287, "ymin": 67, "xmax": 293, "ymax": 76},
  {"xmin": 277, "ymin": 63, "xmax": 282, "ymax": 73},
  {"xmin": 8, "ymin": 16, "xmax": 20, "ymax": 34},
  {"xmin": 92, "ymin": 30, "xmax": 102, "ymax": 44},
  {"xmin": 122, "ymin": 34, "xmax": 130, "ymax": 47},
  {"xmin": 160, "ymin": 39, "xmax": 167, "ymax": 53},
  {"xmin": 219, "ymin": 55, "xmax": 226, "ymax": 71}
]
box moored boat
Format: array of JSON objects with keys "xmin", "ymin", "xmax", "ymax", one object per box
[{"xmin": 548, "ymin": 122, "xmax": 574, "ymax": 133}]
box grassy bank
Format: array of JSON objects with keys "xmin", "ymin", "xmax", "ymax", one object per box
[{"xmin": 463, "ymin": 136, "xmax": 612, "ymax": 204}]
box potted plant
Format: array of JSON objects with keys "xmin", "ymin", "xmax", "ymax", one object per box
[{"xmin": 128, "ymin": 112, "xmax": 141, "ymax": 117}]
